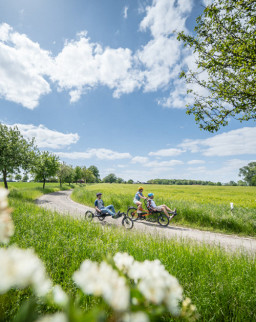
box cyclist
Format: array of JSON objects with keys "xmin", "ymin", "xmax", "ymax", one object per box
[
  {"xmin": 133, "ymin": 186, "xmax": 147, "ymax": 213},
  {"xmin": 94, "ymin": 192, "xmax": 121, "ymax": 218},
  {"xmin": 147, "ymin": 193, "xmax": 177, "ymax": 219}
]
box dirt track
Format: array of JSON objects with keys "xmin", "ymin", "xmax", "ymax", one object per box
[{"xmin": 36, "ymin": 190, "xmax": 256, "ymax": 255}]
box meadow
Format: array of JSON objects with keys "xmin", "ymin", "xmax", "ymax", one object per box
[
  {"xmin": 71, "ymin": 183, "xmax": 256, "ymax": 236},
  {"xmin": 1, "ymin": 182, "xmax": 256, "ymax": 321}
]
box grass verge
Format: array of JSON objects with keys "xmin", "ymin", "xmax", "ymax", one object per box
[
  {"xmin": 71, "ymin": 184, "xmax": 256, "ymax": 236},
  {"xmin": 0, "ymin": 184, "xmax": 255, "ymax": 321}
]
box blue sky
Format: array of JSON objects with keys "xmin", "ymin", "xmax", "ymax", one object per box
[{"xmin": 0, "ymin": 0, "xmax": 255, "ymax": 183}]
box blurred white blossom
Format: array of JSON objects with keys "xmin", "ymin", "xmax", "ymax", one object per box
[
  {"xmin": 36, "ymin": 312, "xmax": 68, "ymax": 322},
  {"xmin": 0, "ymin": 246, "xmax": 52, "ymax": 296},
  {"xmin": 0, "ymin": 188, "xmax": 14, "ymax": 244},
  {"xmin": 52, "ymin": 285, "xmax": 68, "ymax": 306},
  {"xmin": 73, "ymin": 260, "xmax": 130, "ymax": 311},
  {"xmin": 0, "ymin": 188, "xmax": 9, "ymax": 210},
  {"xmin": 114, "ymin": 252, "xmax": 134, "ymax": 274},
  {"xmin": 122, "ymin": 311, "xmax": 149, "ymax": 322},
  {"xmin": 115, "ymin": 253, "xmax": 183, "ymax": 316}
]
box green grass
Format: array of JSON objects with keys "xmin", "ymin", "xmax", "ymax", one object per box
[
  {"xmin": 71, "ymin": 184, "xmax": 256, "ymax": 236},
  {"xmin": 1, "ymin": 183, "xmax": 256, "ymax": 321}
]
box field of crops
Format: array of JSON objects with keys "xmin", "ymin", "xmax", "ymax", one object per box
[
  {"xmin": 1, "ymin": 182, "xmax": 256, "ymax": 321},
  {"xmin": 72, "ymin": 183, "xmax": 256, "ymax": 236}
]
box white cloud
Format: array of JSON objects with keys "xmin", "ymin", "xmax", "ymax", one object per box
[
  {"xmin": 56, "ymin": 148, "xmax": 132, "ymax": 160},
  {"xmin": 0, "ymin": 23, "xmax": 52, "ymax": 109},
  {"xmin": 9, "ymin": 123, "xmax": 79, "ymax": 149},
  {"xmin": 131, "ymin": 156, "xmax": 149, "ymax": 164},
  {"xmin": 123, "ymin": 6, "xmax": 128, "ymax": 19},
  {"xmin": 187, "ymin": 160, "xmax": 205, "ymax": 165},
  {"xmin": 145, "ymin": 160, "xmax": 184, "ymax": 167},
  {"xmin": 149, "ymin": 148, "xmax": 184, "ymax": 157},
  {"xmin": 180, "ymin": 127, "xmax": 256, "ymax": 156},
  {"xmin": 140, "ymin": 0, "xmax": 193, "ymax": 37}
]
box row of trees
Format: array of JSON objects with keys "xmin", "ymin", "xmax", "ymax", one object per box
[{"xmin": 0, "ymin": 124, "xmax": 102, "ymax": 189}]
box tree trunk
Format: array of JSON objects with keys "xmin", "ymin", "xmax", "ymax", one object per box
[
  {"xmin": 3, "ymin": 170, "xmax": 8, "ymax": 189},
  {"xmin": 60, "ymin": 178, "xmax": 62, "ymax": 188},
  {"xmin": 43, "ymin": 178, "xmax": 46, "ymax": 190}
]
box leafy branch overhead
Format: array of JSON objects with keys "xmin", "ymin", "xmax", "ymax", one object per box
[{"xmin": 178, "ymin": 0, "xmax": 256, "ymax": 132}]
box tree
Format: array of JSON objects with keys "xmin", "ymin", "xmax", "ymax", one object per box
[
  {"xmin": 0, "ymin": 123, "xmax": 36, "ymax": 189},
  {"xmin": 116, "ymin": 177, "xmax": 124, "ymax": 184},
  {"xmin": 32, "ymin": 151, "xmax": 59, "ymax": 189},
  {"xmin": 178, "ymin": 0, "xmax": 256, "ymax": 132},
  {"xmin": 88, "ymin": 165, "xmax": 100, "ymax": 181},
  {"xmin": 239, "ymin": 162, "xmax": 256, "ymax": 186},
  {"xmin": 63, "ymin": 165, "xmax": 74, "ymax": 186},
  {"xmin": 74, "ymin": 166, "xmax": 83, "ymax": 184},
  {"xmin": 57, "ymin": 163, "xmax": 73, "ymax": 188},
  {"xmin": 127, "ymin": 179, "xmax": 134, "ymax": 184},
  {"xmin": 15, "ymin": 174, "xmax": 22, "ymax": 181},
  {"xmin": 85, "ymin": 170, "xmax": 96, "ymax": 183},
  {"xmin": 22, "ymin": 174, "xmax": 29, "ymax": 182},
  {"xmin": 103, "ymin": 173, "xmax": 117, "ymax": 183}
]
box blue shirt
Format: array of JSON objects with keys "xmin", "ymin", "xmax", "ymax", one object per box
[
  {"xmin": 134, "ymin": 191, "xmax": 143, "ymax": 201},
  {"xmin": 95, "ymin": 199, "xmax": 104, "ymax": 209}
]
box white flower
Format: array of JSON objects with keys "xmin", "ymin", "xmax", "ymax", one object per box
[
  {"xmin": 0, "ymin": 247, "xmax": 52, "ymax": 296},
  {"xmin": 52, "ymin": 285, "xmax": 68, "ymax": 306},
  {"xmin": 36, "ymin": 312, "xmax": 68, "ymax": 322},
  {"xmin": 114, "ymin": 252, "xmax": 134, "ymax": 274},
  {"xmin": 0, "ymin": 211, "xmax": 14, "ymax": 244},
  {"xmin": 122, "ymin": 311, "xmax": 149, "ymax": 322},
  {"xmin": 127, "ymin": 258, "xmax": 183, "ymax": 314},
  {"xmin": 0, "ymin": 188, "xmax": 9, "ymax": 210},
  {"xmin": 73, "ymin": 260, "xmax": 130, "ymax": 311}
]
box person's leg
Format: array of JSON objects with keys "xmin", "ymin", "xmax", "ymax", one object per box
[
  {"xmin": 105, "ymin": 205, "xmax": 117, "ymax": 217},
  {"xmin": 101, "ymin": 207, "xmax": 115, "ymax": 217},
  {"xmin": 136, "ymin": 201, "xmax": 143, "ymax": 212},
  {"xmin": 160, "ymin": 206, "xmax": 169, "ymax": 217}
]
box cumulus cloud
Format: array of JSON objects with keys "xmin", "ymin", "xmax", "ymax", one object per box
[
  {"xmin": 131, "ymin": 156, "xmax": 149, "ymax": 164},
  {"xmin": 0, "ymin": 23, "xmax": 52, "ymax": 109},
  {"xmin": 180, "ymin": 127, "xmax": 256, "ymax": 156},
  {"xmin": 123, "ymin": 6, "xmax": 128, "ymax": 19},
  {"xmin": 149, "ymin": 148, "xmax": 184, "ymax": 157},
  {"xmin": 145, "ymin": 159, "xmax": 184, "ymax": 167},
  {"xmin": 9, "ymin": 123, "xmax": 79, "ymax": 149},
  {"xmin": 0, "ymin": 1, "xmax": 195, "ymax": 108},
  {"xmin": 187, "ymin": 160, "xmax": 205, "ymax": 165},
  {"xmin": 56, "ymin": 148, "xmax": 132, "ymax": 160}
]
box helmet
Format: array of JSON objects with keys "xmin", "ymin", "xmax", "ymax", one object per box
[
  {"xmin": 148, "ymin": 193, "xmax": 154, "ymax": 197},
  {"xmin": 138, "ymin": 186, "xmax": 144, "ymax": 190},
  {"xmin": 96, "ymin": 192, "xmax": 102, "ymax": 196}
]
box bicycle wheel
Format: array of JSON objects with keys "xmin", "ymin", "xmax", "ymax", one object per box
[
  {"xmin": 127, "ymin": 207, "xmax": 139, "ymax": 221},
  {"xmin": 158, "ymin": 213, "xmax": 169, "ymax": 226},
  {"xmin": 98, "ymin": 214, "xmax": 106, "ymax": 221},
  {"xmin": 85, "ymin": 210, "xmax": 94, "ymax": 221},
  {"xmin": 122, "ymin": 216, "xmax": 134, "ymax": 229}
]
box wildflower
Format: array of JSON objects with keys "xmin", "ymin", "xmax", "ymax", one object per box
[
  {"xmin": 0, "ymin": 247, "xmax": 52, "ymax": 297},
  {"xmin": 0, "ymin": 188, "xmax": 14, "ymax": 244},
  {"xmin": 36, "ymin": 312, "xmax": 68, "ymax": 322},
  {"xmin": 0, "ymin": 188, "xmax": 9, "ymax": 210},
  {"xmin": 52, "ymin": 285, "xmax": 68, "ymax": 306},
  {"xmin": 122, "ymin": 311, "xmax": 149, "ymax": 322},
  {"xmin": 73, "ymin": 259, "xmax": 129, "ymax": 311},
  {"xmin": 0, "ymin": 211, "xmax": 14, "ymax": 244},
  {"xmin": 113, "ymin": 252, "xmax": 134, "ymax": 274}
]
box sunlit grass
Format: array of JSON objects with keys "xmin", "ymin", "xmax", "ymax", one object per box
[{"xmin": 72, "ymin": 184, "xmax": 256, "ymax": 236}]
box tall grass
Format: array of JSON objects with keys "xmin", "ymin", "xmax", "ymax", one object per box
[
  {"xmin": 71, "ymin": 184, "xmax": 256, "ymax": 236},
  {"xmin": 1, "ymin": 196, "xmax": 256, "ymax": 321}
]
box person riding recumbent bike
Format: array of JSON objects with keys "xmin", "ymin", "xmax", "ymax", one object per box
[
  {"xmin": 127, "ymin": 193, "xmax": 177, "ymax": 227},
  {"xmin": 85, "ymin": 192, "xmax": 134, "ymax": 229}
]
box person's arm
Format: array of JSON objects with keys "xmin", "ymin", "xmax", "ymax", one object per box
[{"xmin": 139, "ymin": 192, "xmax": 147, "ymax": 200}]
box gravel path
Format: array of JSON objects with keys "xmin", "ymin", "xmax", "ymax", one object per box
[{"xmin": 36, "ymin": 190, "xmax": 256, "ymax": 255}]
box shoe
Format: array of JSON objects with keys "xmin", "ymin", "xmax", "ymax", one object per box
[{"xmin": 113, "ymin": 211, "xmax": 122, "ymax": 219}]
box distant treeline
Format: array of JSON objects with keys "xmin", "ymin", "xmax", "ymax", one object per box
[{"xmin": 146, "ymin": 179, "xmax": 246, "ymax": 186}]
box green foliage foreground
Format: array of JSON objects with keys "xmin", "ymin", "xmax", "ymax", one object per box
[
  {"xmin": 1, "ymin": 184, "xmax": 256, "ymax": 321},
  {"xmin": 71, "ymin": 184, "xmax": 256, "ymax": 236}
]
